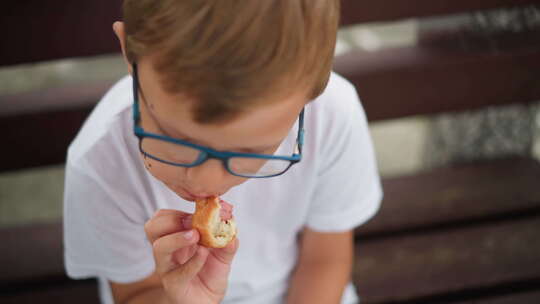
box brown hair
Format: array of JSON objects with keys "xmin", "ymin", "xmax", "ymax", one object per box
[{"xmin": 123, "ymin": 0, "xmax": 340, "ymax": 124}]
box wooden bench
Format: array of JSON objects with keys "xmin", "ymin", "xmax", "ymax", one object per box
[{"xmin": 2, "ymin": 0, "xmax": 540, "ymax": 303}]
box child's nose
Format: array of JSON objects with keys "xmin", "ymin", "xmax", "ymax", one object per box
[{"xmin": 184, "ymin": 158, "xmax": 227, "ymax": 195}]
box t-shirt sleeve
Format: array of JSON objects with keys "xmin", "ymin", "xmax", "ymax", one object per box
[
  {"xmin": 63, "ymin": 160, "xmax": 155, "ymax": 284},
  {"xmin": 305, "ymin": 82, "xmax": 383, "ymax": 233}
]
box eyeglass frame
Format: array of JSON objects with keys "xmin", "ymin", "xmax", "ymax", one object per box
[{"xmin": 131, "ymin": 62, "xmax": 305, "ymax": 178}]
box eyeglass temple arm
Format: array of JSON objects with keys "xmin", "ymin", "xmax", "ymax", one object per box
[
  {"xmin": 132, "ymin": 62, "xmax": 141, "ymax": 123},
  {"xmin": 296, "ymin": 108, "xmax": 305, "ymax": 154}
]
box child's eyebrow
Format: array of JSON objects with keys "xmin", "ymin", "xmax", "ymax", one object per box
[
  {"xmin": 156, "ymin": 112, "xmax": 280, "ymax": 153},
  {"xmin": 165, "ymin": 126, "xmax": 280, "ymax": 153},
  {"xmin": 140, "ymin": 90, "xmax": 280, "ymax": 153}
]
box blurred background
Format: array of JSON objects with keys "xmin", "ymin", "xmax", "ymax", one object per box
[{"xmin": 1, "ymin": 1, "xmax": 540, "ymax": 303}]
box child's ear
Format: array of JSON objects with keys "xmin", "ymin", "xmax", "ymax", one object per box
[{"xmin": 112, "ymin": 21, "xmax": 133, "ymax": 76}]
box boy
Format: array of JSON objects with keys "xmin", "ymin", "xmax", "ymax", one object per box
[{"xmin": 63, "ymin": 1, "xmax": 382, "ymax": 303}]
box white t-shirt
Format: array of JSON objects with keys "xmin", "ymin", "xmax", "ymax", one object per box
[{"xmin": 63, "ymin": 72, "xmax": 383, "ymax": 304}]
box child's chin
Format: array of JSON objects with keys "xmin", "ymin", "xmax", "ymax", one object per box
[
  {"xmin": 163, "ymin": 183, "xmax": 196, "ymax": 201},
  {"xmin": 176, "ymin": 191, "xmax": 196, "ymax": 202}
]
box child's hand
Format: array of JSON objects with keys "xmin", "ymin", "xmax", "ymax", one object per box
[{"xmin": 145, "ymin": 209, "xmax": 239, "ymax": 304}]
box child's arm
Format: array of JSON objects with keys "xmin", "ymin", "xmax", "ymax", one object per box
[{"xmin": 285, "ymin": 227, "xmax": 354, "ymax": 304}]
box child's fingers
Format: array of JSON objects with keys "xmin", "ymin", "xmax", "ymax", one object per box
[
  {"xmin": 173, "ymin": 243, "xmax": 199, "ymax": 265},
  {"xmin": 163, "ymin": 246, "xmax": 210, "ymax": 290},
  {"xmin": 145, "ymin": 210, "xmax": 193, "ymax": 244},
  {"xmin": 210, "ymin": 238, "xmax": 239, "ymax": 266},
  {"xmin": 152, "ymin": 229, "xmax": 200, "ymax": 274}
]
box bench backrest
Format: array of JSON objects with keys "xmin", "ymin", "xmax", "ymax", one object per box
[
  {"xmin": 2, "ymin": 0, "xmax": 539, "ymax": 172},
  {"xmin": 3, "ymin": 0, "xmax": 537, "ymax": 66},
  {"xmin": 2, "ymin": 1, "xmax": 122, "ymax": 66}
]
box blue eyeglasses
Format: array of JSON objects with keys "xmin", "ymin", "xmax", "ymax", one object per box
[{"xmin": 132, "ymin": 63, "xmax": 305, "ymax": 178}]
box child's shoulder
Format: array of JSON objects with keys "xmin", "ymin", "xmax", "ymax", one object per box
[
  {"xmin": 67, "ymin": 76, "xmax": 133, "ymax": 166},
  {"xmin": 325, "ymin": 71, "xmax": 358, "ymax": 98},
  {"xmin": 308, "ymin": 71, "xmax": 365, "ymax": 125}
]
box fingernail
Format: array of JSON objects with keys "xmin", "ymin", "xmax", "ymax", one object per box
[{"xmin": 184, "ymin": 230, "xmax": 194, "ymax": 240}]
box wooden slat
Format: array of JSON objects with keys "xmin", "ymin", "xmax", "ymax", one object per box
[
  {"xmin": 453, "ymin": 290, "xmax": 540, "ymax": 303},
  {"xmin": 3, "ymin": 0, "xmax": 538, "ymax": 67},
  {"xmin": 0, "ymin": 281, "xmax": 99, "ymax": 304},
  {"xmin": 354, "ymin": 216, "xmax": 540, "ymax": 303},
  {"xmin": 0, "ymin": 223, "xmax": 64, "ymax": 284},
  {"xmin": 6, "ymin": 33, "xmax": 540, "ymax": 171},
  {"xmin": 0, "ymin": 81, "xmax": 112, "ymax": 172},
  {"xmin": 2, "ymin": 1, "xmax": 122, "ymax": 66},
  {"xmin": 0, "ymin": 108, "xmax": 93, "ymax": 172},
  {"xmin": 5, "ymin": 0, "xmax": 537, "ymax": 67},
  {"xmin": 418, "ymin": 25, "xmax": 540, "ymax": 53},
  {"xmin": 356, "ymin": 157, "xmax": 540, "ymax": 236},
  {"xmin": 340, "ymin": 0, "xmax": 540, "ymax": 25},
  {"xmin": 3, "ymin": 160, "xmax": 537, "ymax": 284},
  {"xmin": 0, "ymin": 81, "xmax": 113, "ymax": 116},
  {"xmin": 334, "ymin": 43, "xmax": 540, "ymax": 122}
]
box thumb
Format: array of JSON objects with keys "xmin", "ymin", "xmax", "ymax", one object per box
[
  {"xmin": 211, "ymin": 238, "xmax": 239, "ymax": 266},
  {"xmin": 164, "ymin": 245, "xmax": 209, "ymax": 286}
]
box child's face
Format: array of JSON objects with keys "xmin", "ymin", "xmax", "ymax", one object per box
[{"xmin": 136, "ymin": 58, "xmax": 308, "ymax": 201}]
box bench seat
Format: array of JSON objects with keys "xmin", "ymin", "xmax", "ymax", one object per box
[{"xmin": 2, "ymin": 157, "xmax": 540, "ymax": 303}]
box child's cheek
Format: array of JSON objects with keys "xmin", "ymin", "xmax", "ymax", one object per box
[{"xmin": 141, "ymin": 154, "xmax": 184, "ymax": 185}]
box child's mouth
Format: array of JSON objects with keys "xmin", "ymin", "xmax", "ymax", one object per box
[
  {"xmin": 178, "ymin": 186, "xmax": 213, "ymax": 202},
  {"xmin": 167, "ymin": 184, "xmax": 196, "ymax": 201}
]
